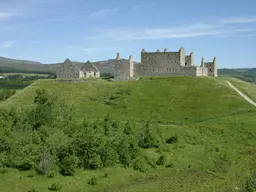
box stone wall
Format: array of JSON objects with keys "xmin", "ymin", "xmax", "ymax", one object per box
[
  {"xmin": 185, "ymin": 52, "xmax": 194, "ymax": 66},
  {"xmin": 202, "ymin": 57, "xmax": 217, "ymax": 77},
  {"xmin": 114, "ymin": 53, "xmax": 134, "ymax": 79},
  {"xmin": 139, "ymin": 48, "xmax": 197, "ymax": 76},
  {"xmin": 196, "ymin": 67, "xmax": 208, "ymax": 76},
  {"xmin": 113, "ymin": 48, "xmax": 218, "ymax": 78}
]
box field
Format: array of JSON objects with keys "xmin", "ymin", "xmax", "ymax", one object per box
[
  {"xmin": 0, "ymin": 76, "xmax": 255, "ymax": 192},
  {"xmin": 1, "ymin": 77, "xmax": 255, "ymax": 125}
]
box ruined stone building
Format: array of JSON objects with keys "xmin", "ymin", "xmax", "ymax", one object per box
[
  {"xmin": 114, "ymin": 47, "xmax": 217, "ymax": 79},
  {"xmin": 56, "ymin": 59, "xmax": 100, "ymax": 79}
]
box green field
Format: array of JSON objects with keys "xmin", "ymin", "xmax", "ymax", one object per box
[
  {"xmin": 0, "ymin": 77, "xmax": 255, "ymax": 192},
  {"xmin": 1, "ymin": 77, "xmax": 255, "ymax": 125}
]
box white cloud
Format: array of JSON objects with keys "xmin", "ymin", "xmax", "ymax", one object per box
[
  {"xmin": 132, "ymin": 3, "xmax": 156, "ymax": 10},
  {"xmin": 88, "ymin": 24, "xmax": 225, "ymax": 41},
  {"xmin": 88, "ymin": 21, "xmax": 256, "ymax": 41},
  {"xmin": 90, "ymin": 8, "xmax": 119, "ymax": 19},
  {"xmin": 221, "ymin": 17, "xmax": 256, "ymax": 23},
  {"xmin": 0, "ymin": 12, "xmax": 13, "ymax": 19},
  {"xmin": 1, "ymin": 40, "xmax": 16, "ymax": 48}
]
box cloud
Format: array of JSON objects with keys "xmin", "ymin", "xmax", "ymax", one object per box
[
  {"xmin": 221, "ymin": 17, "xmax": 256, "ymax": 23},
  {"xmin": 88, "ymin": 24, "xmax": 225, "ymax": 41},
  {"xmin": 132, "ymin": 3, "xmax": 156, "ymax": 10},
  {"xmin": 0, "ymin": 12, "xmax": 13, "ymax": 19},
  {"xmin": 90, "ymin": 8, "xmax": 119, "ymax": 19},
  {"xmin": 1, "ymin": 40, "xmax": 16, "ymax": 48},
  {"xmin": 88, "ymin": 20, "xmax": 256, "ymax": 41}
]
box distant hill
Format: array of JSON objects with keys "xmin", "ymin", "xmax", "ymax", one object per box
[
  {"xmin": 0, "ymin": 56, "xmax": 255, "ymax": 82},
  {"xmin": 218, "ymin": 68, "xmax": 256, "ymax": 83}
]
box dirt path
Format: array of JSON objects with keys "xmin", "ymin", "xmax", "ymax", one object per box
[{"xmin": 226, "ymin": 81, "xmax": 256, "ymax": 107}]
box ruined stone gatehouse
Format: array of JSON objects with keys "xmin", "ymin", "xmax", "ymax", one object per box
[
  {"xmin": 56, "ymin": 59, "xmax": 100, "ymax": 79},
  {"xmin": 114, "ymin": 47, "xmax": 217, "ymax": 79}
]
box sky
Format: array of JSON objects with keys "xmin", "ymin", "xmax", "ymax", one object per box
[{"xmin": 0, "ymin": 0, "xmax": 256, "ymax": 68}]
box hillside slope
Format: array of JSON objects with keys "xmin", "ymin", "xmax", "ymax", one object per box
[
  {"xmin": 222, "ymin": 77, "xmax": 256, "ymax": 101},
  {"xmin": 2, "ymin": 77, "xmax": 255, "ymax": 125}
]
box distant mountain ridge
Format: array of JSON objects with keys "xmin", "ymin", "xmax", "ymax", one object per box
[{"xmin": 0, "ymin": 56, "xmax": 255, "ymax": 82}]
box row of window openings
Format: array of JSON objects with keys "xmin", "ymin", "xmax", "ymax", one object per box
[
  {"xmin": 59, "ymin": 72, "xmax": 98, "ymax": 77},
  {"xmin": 144, "ymin": 68, "xmax": 178, "ymax": 72}
]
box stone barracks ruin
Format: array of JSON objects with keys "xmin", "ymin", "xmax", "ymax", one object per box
[{"xmin": 114, "ymin": 47, "xmax": 218, "ymax": 79}]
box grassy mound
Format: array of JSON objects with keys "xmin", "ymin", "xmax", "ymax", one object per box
[
  {"xmin": 223, "ymin": 77, "xmax": 256, "ymax": 101},
  {"xmin": 1, "ymin": 77, "xmax": 255, "ymax": 125}
]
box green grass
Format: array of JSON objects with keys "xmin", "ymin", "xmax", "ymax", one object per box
[
  {"xmin": 0, "ymin": 76, "xmax": 255, "ymax": 192},
  {"xmin": 1, "ymin": 76, "xmax": 255, "ymax": 125},
  {"xmin": 0, "ymin": 110, "xmax": 255, "ymax": 192},
  {"xmin": 222, "ymin": 77, "xmax": 256, "ymax": 101}
]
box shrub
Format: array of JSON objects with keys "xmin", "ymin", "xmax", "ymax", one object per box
[
  {"xmin": 156, "ymin": 154, "xmax": 166, "ymax": 166},
  {"xmin": 59, "ymin": 156, "xmax": 78, "ymax": 176},
  {"xmin": 28, "ymin": 188, "xmax": 37, "ymax": 192},
  {"xmin": 165, "ymin": 163, "xmax": 174, "ymax": 168},
  {"xmin": 88, "ymin": 176, "xmax": 98, "ymax": 186},
  {"xmin": 27, "ymin": 170, "xmax": 36, "ymax": 178},
  {"xmin": 47, "ymin": 170, "xmax": 56, "ymax": 178},
  {"xmin": 132, "ymin": 157, "xmax": 150, "ymax": 172},
  {"xmin": 144, "ymin": 154, "xmax": 157, "ymax": 168},
  {"xmin": 48, "ymin": 182, "xmax": 62, "ymax": 191},
  {"xmin": 38, "ymin": 152, "xmax": 53, "ymax": 175},
  {"xmin": 104, "ymin": 172, "xmax": 108, "ymax": 178},
  {"xmin": 138, "ymin": 122, "xmax": 158, "ymax": 149},
  {"xmin": 246, "ymin": 172, "xmax": 256, "ymax": 192},
  {"xmin": 166, "ymin": 135, "xmax": 178, "ymax": 144},
  {"xmin": 88, "ymin": 154, "xmax": 103, "ymax": 170},
  {"xmin": 100, "ymin": 146, "xmax": 119, "ymax": 168},
  {"xmin": 118, "ymin": 140, "xmax": 132, "ymax": 168},
  {"xmin": 0, "ymin": 167, "xmax": 8, "ymax": 174}
]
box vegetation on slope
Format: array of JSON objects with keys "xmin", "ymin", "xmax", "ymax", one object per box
[
  {"xmin": 0, "ymin": 85, "xmax": 255, "ymax": 191},
  {"xmin": 0, "ymin": 77, "xmax": 255, "ymax": 191},
  {"xmin": 219, "ymin": 68, "xmax": 256, "ymax": 83},
  {"xmin": 1, "ymin": 77, "xmax": 255, "ymax": 125},
  {"xmin": 222, "ymin": 77, "xmax": 256, "ymax": 101}
]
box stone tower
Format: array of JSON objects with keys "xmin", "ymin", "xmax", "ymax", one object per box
[
  {"xmin": 129, "ymin": 55, "xmax": 134, "ymax": 78},
  {"xmin": 116, "ymin": 53, "xmax": 120, "ymax": 60},
  {"xmin": 201, "ymin": 58, "xmax": 205, "ymax": 67},
  {"xmin": 213, "ymin": 57, "xmax": 217, "ymax": 77},
  {"xmin": 179, "ymin": 47, "xmax": 185, "ymax": 66},
  {"xmin": 190, "ymin": 52, "xmax": 195, "ymax": 66}
]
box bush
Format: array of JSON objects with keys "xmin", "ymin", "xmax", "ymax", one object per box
[
  {"xmin": 100, "ymin": 146, "xmax": 119, "ymax": 168},
  {"xmin": 59, "ymin": 156, "xmax": 78, "ymax": 176},
  {"xmin": 88, "ymin": 176, "xmax": 98, "ymax": 186},
  {"xmin": 144, "ymin": 154, "xmax": 157, "ymax": 168},
  {"xmin": 165, "ymin": 163, "xmax": 174, "ymax": 168},
  {"xmin": 104, "ymin": 172, "xmax": 108, "ymax": 178},
  {"xmin": 0, "ymin": 167, "xmax": 8, "ymax": 174},
  {"xmin": 28, "ymin": 188, "xmax": 37, "ymax": 192},
  {"xmin": 27, "ymin": 170, "xmax": 36, "ymax": 178},
  {"xmin": 132, "ymin": 157, "xmax": 150, "ymax": 172},
  {"xmin": 47, "ymin": 170, "xmax": 56, "ymax": 178},
  {"xmin": 38, "ymin": 152, "xmax": 53, "ymax": 175},
  {"xmin": 48, "ymin": 182, "xmax": 62, "ymax": 191},
  {"xmin": 166, "ymin": 135, "xmax": 178, "ymax": 144},
  {"xmin": 246, "ymin": 172, "xmax": 256, "ymax": 192},
  {"xmin": 156, "ymin": 154, "xmax": 166, "ymax": 166}
]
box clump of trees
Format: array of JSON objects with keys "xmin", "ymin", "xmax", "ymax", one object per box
[
  {"xmin": 0, "ymin": 89, "xmax": 16, "ymax": 101},
  {"xmin": 0, "ymin": 88, "xmax": 168, "ymax": 176}
]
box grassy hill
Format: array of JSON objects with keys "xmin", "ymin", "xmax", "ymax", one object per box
[
  {"xmin": 0, "ymin": 77, "xmax": 255, "ymax": 192},
  {"xmin": 2, "ymin": 77, "xmax": 255, "ymax": 125}
]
